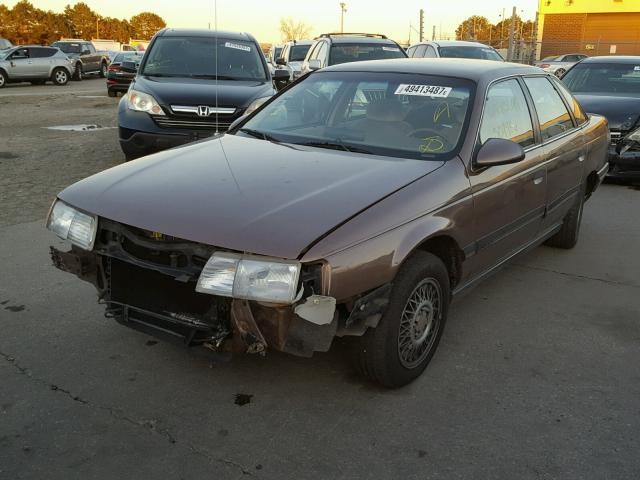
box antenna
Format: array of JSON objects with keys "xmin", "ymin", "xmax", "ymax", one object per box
[{"xmin": 214, "ymin": 0, "xmax": 219, "ymax": 135}]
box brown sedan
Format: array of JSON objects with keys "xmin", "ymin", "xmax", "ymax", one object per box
[{"xmin": 47, "ymin": 59, "xmax": 609, "ymax": 387}]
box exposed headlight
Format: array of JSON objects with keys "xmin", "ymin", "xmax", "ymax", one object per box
[
  {"xmin": 244, "ymin": 96, "xmax": 271, "ymax": 116},
  {"xmin": 126, "ymin": 89, "xmax": 165, "ymax": 115},
  {"xmin": 625, "ymin": 127, "xmax": 640, "ymax": 143},
  {"xmin": 46, "ymin": 199, "xmax": 97, "ymax": 250},
  {"xmin": 196, "ymin": 252, "xmax": 300, "ymax": 304}
]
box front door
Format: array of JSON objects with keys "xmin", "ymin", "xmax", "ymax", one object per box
[{"xmin": 466, "ymin": 78, "xmax": 547, "ymax": 279}]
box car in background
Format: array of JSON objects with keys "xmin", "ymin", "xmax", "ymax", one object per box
[
  {"xmin": 535, "ymin": 54, "xmax": 587, "ymax": 77},
  {"xmin": 118, "ymin": 28, "xmax": 289, "ymax": 160},
  {"xmin": 407, "ymin": 40, "xmax": 503, "ymax": 61},
  {"xmin": 0, "ymin": 46, "xmax": 73, "ymax": 88},
  {"xmin": 562, "ymin": 56, "xmax": 640, "ymax": 179},
  {"xmin": 267, "ymin": 44, "xmax": 283, "ymax": 72},
  {"xmin": 0, "ymin": 38, "xmax": 12, "ymax": 50},
  {"xmin": 48, "ymin": 59, "xmax": 608, "ymax": 388},
  {"xmin": 50, "ymin": 39, "xmax": 110, "ymax": 80},
  {"xmin": 275, "ymin": 40, "xmax": 313, "ymax": 81},
  {"xmin": 106, "ymin": 51, "xmax": 144, "ymax": 97},
  {"xmin": 300, "ymin": 33, "xmax": 406, "ymax": 76}
]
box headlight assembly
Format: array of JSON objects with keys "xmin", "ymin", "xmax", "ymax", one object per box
[
  {"xmin": 46, "ymin": 199, "xmax": 98, "ymax": 250},
  {"xmin": 126, "ymin": 89, "xmax": 165, "ymax": 115},
  {"xmin": 244, "ymin": 96, "xmax": 272, "ymax": 116},
  {"xmin": 196, "ymin": 252, "xmax": 300, "ymax": 304}
]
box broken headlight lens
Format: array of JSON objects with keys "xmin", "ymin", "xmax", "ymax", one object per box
[
  {"xmin": 196, "ymin": 252, "xmax": 301, "ymax": 304},
  {"xmin": 46, "ymin": 199, "xmax": 97, "ymax": 250}
]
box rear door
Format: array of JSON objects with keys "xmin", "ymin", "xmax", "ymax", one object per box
[
  {"xmin": 28, "ymin": 47, "xmax": 53, "ymax": 76},
  {"xmin": 467, "ymin": 77, "xmax": 547, "ymax": 278},
  {"xmin": 522, "ymin": 76, "xmax": 584, "ymax": 231}
]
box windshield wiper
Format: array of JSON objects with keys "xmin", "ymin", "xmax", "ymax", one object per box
[
  {"xmin": 301, "ymin": 140, "xmax": 372, "ymax": 154},
  {"xmin": 238, "ymin": 128, "xmax": 280, "ymax": 143}
]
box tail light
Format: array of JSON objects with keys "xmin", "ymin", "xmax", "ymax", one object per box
[{"xmin": 108, "ymin": 64, "xmax": 121, "ymax": 72}]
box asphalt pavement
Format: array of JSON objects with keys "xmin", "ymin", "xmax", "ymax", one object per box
[{"xmin": 0, "ymin": 80, "xmax": 639, "ymax": 480}]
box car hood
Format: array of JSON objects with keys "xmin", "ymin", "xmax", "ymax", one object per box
[
  {"xmin": 58, "ymin": 134, "xmax": 442, "ymax": 259},
  {"xmin": 574, "ymin": 93, "xmax": 640, "ymax": 131},
  {"xmin": 133, "ymin": 76, "xmax": 274, "ymax": 109}
]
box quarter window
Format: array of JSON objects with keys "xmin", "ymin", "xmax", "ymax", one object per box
[
  {"xmin": 524, "ymin": 77, "xmax": 574, "ymax": 140},
  {"xmin": 480, "ymin": 79, "xmax": 535, "ymax": 148}
]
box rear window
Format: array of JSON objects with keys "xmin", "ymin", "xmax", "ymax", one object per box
[
  {"xmin": 562, "ymin": 62, "xmax": 640, "ymax": 96},
  {"xmin": 114, "ymin": 52, "xmax": 144, "ymax": 63},
  {"xmin": 52, "ymin": 42, "xmax": 81, "ymax": 54},
  {"xmin": 329, "ymin": 43, "xmax": 405, "ymax": 65},
  {"xmin": 438, "ymin": 46, "xmax": 503, "ymax": 61}
]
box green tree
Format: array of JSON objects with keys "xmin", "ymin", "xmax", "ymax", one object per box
[
  {"xmin": 455, "ymin": 15, "xmax": 492, "ymax": 42},
  {"xmin": 63, "ymin": 2, "xmax": 98, "ymax": 39},
  {"xmin": 129, "ymin": 12, "xmax": 165, "ymax": 40}
]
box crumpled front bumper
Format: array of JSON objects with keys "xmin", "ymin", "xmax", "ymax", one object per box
[{"xmin": 608, "ymin": 146, "xmax": 640, "ymax": 178}]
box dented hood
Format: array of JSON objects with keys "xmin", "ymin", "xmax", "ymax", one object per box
[{"xmin": 58, "ymin": 134, "xmax": 442, "ymax": 259}]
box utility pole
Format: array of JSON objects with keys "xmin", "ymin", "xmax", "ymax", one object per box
[
  {"xmin": 500, "ymin": 8, "xmax": 505, "ymax": 48},
  {"xmin": 96, "ymin": 18, "xmax": 99, "ymax": 39},
  {"xmin": 340, "ymin": 3, "xmax": 347, "ymax": 33},
  {"xmin": 419, "ymin": 9, "xmax": 424, "ymax": 42},
  {"xmin": 432, "ymin": 25, "xmax": 436, "ymax": 41},
  {"xmin": 507, "ymin": 6, "xmax": 516, "ymax": 61}
]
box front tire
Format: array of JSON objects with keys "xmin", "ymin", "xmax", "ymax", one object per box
[
  {"xmin": 51, "ymin": 68, "xmax": 69, "ymax": 86},
  {"xmin": 353, "ymin": 251, "xmax": 450, "ymax": 388},
  {"xmin": 0, "ymin": 70, "xmax": 7, "ymax": 88},
  {"xmin": 99, "ymin": 62, "xmax": 108, "ymax": 78},
  {"xmin": 545, "ymin": 183, "xmax": 585, "ymax": 249},
  {"xmin": 555, "ymin": 68, "xmax": 566, "ymax": 77}
]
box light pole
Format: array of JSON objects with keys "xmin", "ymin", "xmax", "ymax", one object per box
[{"xmin": 340, "ymin": 3, "xmax": 347, "ymax": 33}]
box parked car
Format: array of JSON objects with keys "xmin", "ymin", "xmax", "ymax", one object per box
[
  {"xmin": 106, "ymin": 51, "xmax": 144, "ymax": 97},
  {"xmin": 48, "ymin": 59, "xmax": 608, "ymax": 387},
  {"xmin": 50, "ymin": 39, "xmax": 110, "ymax": 80},
  {"xmin": 407, "ymin": 40, "xmax": 503, "ymax": 61},
  {"xmin": 117, "ymin": 28, "xmax": 289, "ymax": 160},
  {"xmin": 276, "ymin": 39, "xmax": 313, "ymax": 81},
  {"xmin": 300, "ymin": 33, "xmax": 406, "ymax": 76},
  {"xmin": 0, "ymin": 38, "xmax": 12, "ymax": 50},
  {"xmin": 535, "ymin": 54, "xmax": 588, "ymax": 77},
  {"xmin": 562, "ymin": 56, "xmax": 640, "ymax": 179},
  {"xmin": 267, "ymin": 44, "xmax": 283, "ymax": 71},
  {"xmin": 0, "ymin": 46, "xmax": 73, "ymax": 88}
]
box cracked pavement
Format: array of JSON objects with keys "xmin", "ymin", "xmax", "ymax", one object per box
[{"xmin": 1, "ymin": 82, "xmax": 640, "ymax": 479}]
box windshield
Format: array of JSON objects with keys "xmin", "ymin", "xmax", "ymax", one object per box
[
  {"xmin": 51, "ymin": 42, "xmax": 81, "ymax": 54},
  {"xmin": 290, "ymin": 44, "xmax": 311, "ymax": 62},
  {"xmin": 562, "ymin": 62, "xmax": 640, "ymax": 96},
  {"xmin": 114, "ymin": 52, "xmax": 144, "ymax": 63},
  {"xmin": 329, "ymin": 43, "xmax": 405, "ymax": 65},
  {"xmin": 142, "ymin": 36, "xmax": 267, "ymax": 81},
  {"xmin": 239, "ymin": 71, "xmax": 474, "ymax": 161},
  {"xmin": 438, "ymin": 46, "xmax": 503, "ymax": 61}
]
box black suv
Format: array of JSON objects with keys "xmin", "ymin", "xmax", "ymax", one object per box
[
  {"xmin": 50, "ymin": 40, "xmax": 110, "ymax": 80},
  {"xmin": 300, "ymin": 33, "xmax": 406, "ymax": 76},
  {"xmin": 118, "ymin": 28, "xmax": 288, "ymax": 160}
]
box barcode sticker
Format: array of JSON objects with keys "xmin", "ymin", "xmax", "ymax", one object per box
[
  {"xmin": 395, "ymin": 84, "xmax": 452, "ymax": 97},
  {"xmin": 225, "ymin": 42, "xmax": 251, "ymax": 52},
  {"xmin": 382, "ymin": 46, "xmax": 400, "ymax": 52}
]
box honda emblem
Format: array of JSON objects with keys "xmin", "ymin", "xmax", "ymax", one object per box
[{"xmin": 197, "ymin": 106, "xmax": 210, "ymax": 117}]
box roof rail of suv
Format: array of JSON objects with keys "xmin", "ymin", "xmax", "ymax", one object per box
[{"xmin": 318, "ymin": 33, "xmax": 388, "ymax": 39}]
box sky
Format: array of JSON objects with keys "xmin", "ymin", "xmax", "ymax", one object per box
[{"xmin": 6, "ymin": 0, "xmax": 539, "ymax": 44}]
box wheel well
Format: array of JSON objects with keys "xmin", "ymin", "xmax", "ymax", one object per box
[
  {"xmin": 415, "ymin": 235, "xmax": 464, "ymax": 290},
  {"xmin": 585, "ymin": 170, "xmax": 599, "ymax": 198}
]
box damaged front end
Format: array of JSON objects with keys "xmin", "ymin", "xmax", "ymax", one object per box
[{"xmin": 49, "ymin": 218, "xmax": 364, "ymax": 357}]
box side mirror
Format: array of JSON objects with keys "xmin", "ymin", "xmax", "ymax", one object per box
[
  {"xmin": 474, "ymin": 138, "xmax": 525, "ymax": 168},
  {"xmin": 121, "ymin": 61, "xmax": 139, "ymax": 72},
  {"xmin": 276, "ymin": 57, "xmax": 286, "ymax": 66},
  {"xmin": 308, "ymin": 59, "xmax": 321, "ymax": 71},
  {"xmin": 228, "ymin": 114, "xmax": 249, "ymax": 132},
  {"xmin": 273, "ymin": 69, "xmax": 290, "ymax": 80}
]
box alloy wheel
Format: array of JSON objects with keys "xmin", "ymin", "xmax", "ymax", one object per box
[
  {"xmin": 397, "ymin": 278, "xmax": 442, "ymax": 369},
  {"xmin": 56, "ymin": 70, "xmax": 67, "ymax": 84}
]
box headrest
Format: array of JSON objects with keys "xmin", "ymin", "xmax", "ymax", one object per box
[{"xmin": 366, "ymin": 99, "xmax": 405, "ymax": 122}]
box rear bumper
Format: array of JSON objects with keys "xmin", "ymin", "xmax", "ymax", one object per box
[{"xmin": 608, "ymin": 147, "xmax": 640, "ymax": 179}]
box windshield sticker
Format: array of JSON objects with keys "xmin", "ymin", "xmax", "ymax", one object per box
[
  {"xmin": 382, "ymin": 46, "xmax": 400, "ymax": 52},
  {"xmin": 635, "ymin": 66, "xmax": 640, "ymax": 71},
  {"xmin": 419, "ymin": 136, "xmax": 445, "ymax": 153},
  {"xmin": 395, "ymin": 84, "xmax": 452, "ymax": 98},
  {"xmin": 224, "ymin": 42, "xmax": 251, "ymax": 52}
]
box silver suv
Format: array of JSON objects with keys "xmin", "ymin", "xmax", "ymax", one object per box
[{"xmin": 0, "ymin": 46, "xmax": 74, "ymax": 88}]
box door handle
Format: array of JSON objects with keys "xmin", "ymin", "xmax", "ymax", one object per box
[
  {"xmin": 578, "ymin": 155, "xmax": 585, "ymax": 162},
  {"xmin": 533, "ymin": 176, "xmax": 544, "ymax": 185}
]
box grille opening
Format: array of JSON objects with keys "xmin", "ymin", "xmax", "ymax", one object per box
[{"xmin": 120, "ymin": 237, "xmax": 189, "ymax": 268}]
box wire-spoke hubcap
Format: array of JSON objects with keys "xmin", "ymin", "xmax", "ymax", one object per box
[{"xmin": 397, "ymin": 278, "xmax": 442, "ymax": 369}]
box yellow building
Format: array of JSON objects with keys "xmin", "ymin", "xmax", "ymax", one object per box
[{"xmin": 537, "ymin": 0, "xmax": 640, "ymax": 58}]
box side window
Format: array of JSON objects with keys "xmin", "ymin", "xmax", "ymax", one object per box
[
  {"xmin": 414, "ymin": 44, "xmax": 427, "ymax": 58},
  {"xmin": 565, "ymin": 55, "xmax": 579, "ymax": 62},
  {"xmin": 30, "ymin": 47, "xmax": 55, "ymax": 58},
  {"xmin": 11, "ymin": 48, "xmax": 29, "ymax": 59},
  {"xmin": 551, "ymin": 77, "xmax": 587, "ymax": 125},
  {"xmin": 424, "ymin": 46, "xmax": 437, "ymax": 58},
  {"xmin": 406, "ymin": 46, "xmax": 416, "ymax": 58},
  {"xmin": 480, "ymin": 79, "xmax": 535, "ymax": 148},
  {"xmin": 524, "ymin": 77, "xmax": 574, "ymax": 140},
  {"xmin": 88, "ymin": 44, "xmax": 96, "ymax": 54}
]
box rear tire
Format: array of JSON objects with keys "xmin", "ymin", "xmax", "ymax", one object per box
[
  {"xmin": 0, "ymin": 70, "xmax": 7, "ymax": 88},
  {"xmin": 99, "ymin": 62, "xmax": 108, "ymax": 78},
  {"xmin": 545, "ymin": 183, "xmax": 585, "ymax": 249},
  {"xmin": 352, "ymin": 251, "xmax": 450, "ymax": 388},
  {"xmin": 51, "ymin": 68, "xmax": 69, "ymax": 86}
]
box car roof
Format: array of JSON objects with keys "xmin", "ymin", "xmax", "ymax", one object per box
[
  {"xmin": 580, "ymin": 55, "xmax": 640, "ymax": 64},
  {"xmin": 287, "ymin": 40, "xmax": 313, "ymax": 46},
  {"xmin": 156, "ymin": 28, "xmax": 255, "ymax": 42},
  {"xmin": 323, "ymin": 58, "xmax": 539, "ymax": 80},
  {"xmin": 414, "ymin": 40, "xmax": 492, "ymax": 48},
  {"xmin": 318, "ymin": 35, "xmax": 397, "ymax": 45}
]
